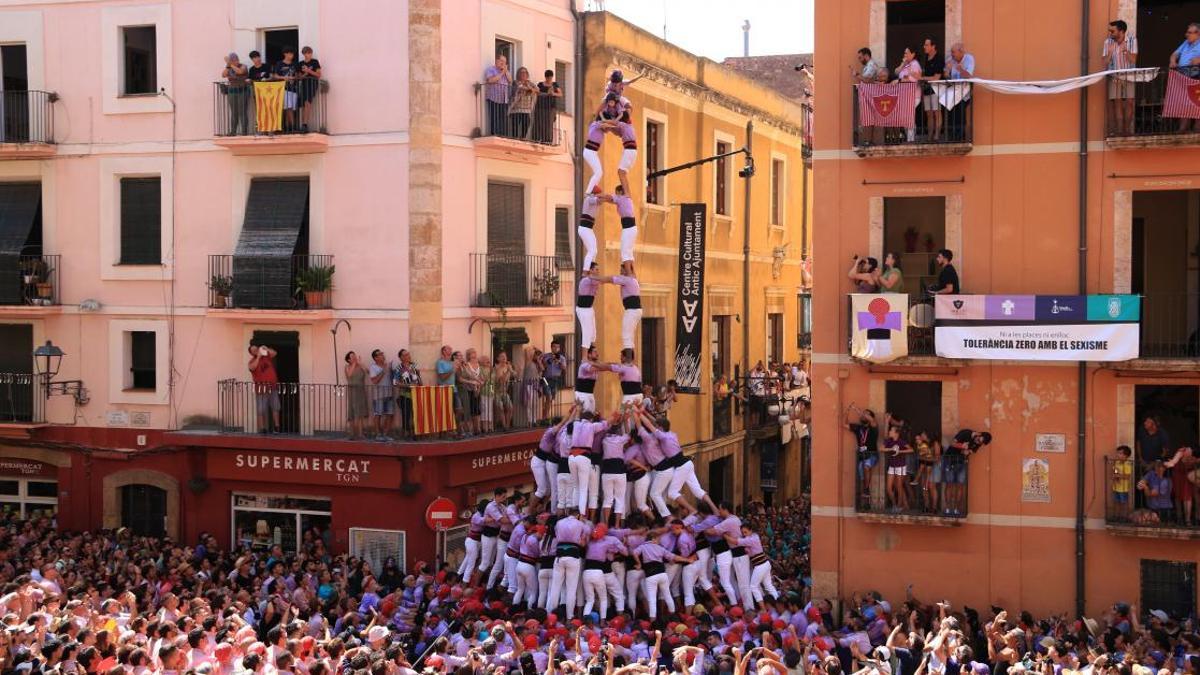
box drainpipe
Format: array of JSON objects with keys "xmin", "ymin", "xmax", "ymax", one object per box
[
  {"xmin": 1075, "ymin": 0, "xmax": 1089, "ymax": 621},
  {"xmin": 741, "ymin": 119, "xmax": 753, "ymax": 505},
  {"xmin": 572, "ymin": 2, "xmax": 585, "ymax": 337}
]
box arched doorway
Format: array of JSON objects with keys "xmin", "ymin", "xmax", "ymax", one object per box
[{"xmin": 121, "ymin": 484, "xmax": 166, "ymax": 537}]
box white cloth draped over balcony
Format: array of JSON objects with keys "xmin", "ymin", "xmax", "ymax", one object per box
[{"xmin": 930, "ymin": 67, "xmax": 1159, "ymax": 110}]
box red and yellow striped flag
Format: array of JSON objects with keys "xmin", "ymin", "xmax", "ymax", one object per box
[
  {"xmin": 254, "ymin": 81, "xmax": 285, "ymax": 132},
  {"xmin": 412, "ymin": 385, "xmax": 457, "ymax": 435}
]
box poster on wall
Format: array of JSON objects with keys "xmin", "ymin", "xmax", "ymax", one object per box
[
  {"xmin": 849, "ymin": 293, "xmax": 909, "ymax": 364},
  {"xmin": 1021, "ymin": 458, "xmax": 1051, "ymax": 503},
  {"xmin": 672, "ymin": 203, "xmax": 707, "ymax": 393},
  {"xmin": 935, "ymin": 295, "xmax": 1140, "ymax": 361}
]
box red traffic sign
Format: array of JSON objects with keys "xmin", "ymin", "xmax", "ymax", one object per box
[{"xmin": 425, "ymin": 497, "xmax": 457, "ymax": 530}]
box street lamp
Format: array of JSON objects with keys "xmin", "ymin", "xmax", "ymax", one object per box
[{"xmin": 32, "ymin": 340, "xmax": 87, "ymax": 403}]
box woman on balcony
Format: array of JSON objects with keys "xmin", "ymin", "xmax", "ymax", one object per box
[
  {"xmin": 493, "ymin": 351, "xmax": 515, "ymax": 431},
  {"xmin": 508, "ymin": 67, "xmax": 538, "ymax": 141},
  {"xmin": 344, "ymin": 351, "xmax": 369, "ymax": 441},
  {"xmin": 847, "ymin": 255, "xmax": 880, "ymax": 293},
  {"xmin": 533, "ymin": 69, "xmax": 562, "ymax": 144}
]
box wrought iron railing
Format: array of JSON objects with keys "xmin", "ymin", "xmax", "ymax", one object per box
[
  {"xmin": 469, "ymin": 253, "xmax": 568, "ymax": 308},
  {"xmin": 855, "ymin": 444, "xmax": 969, "ymax": 518},
  {"xmin": 0, "ymin": 373, "xmax": 43, "ymax": 423},
  {"xmin": 474, "ymin": 83, "xmax": 562, "ymax": 145},
  {"xmin": 1105, "ymin": 69, "xmax": 1200, "ymax": 139},
  {"xmin": 0, "ymin": 91, "xmax": 55, "ymax": 144},
  {"xmin": 0, "ymin": 255, "xmax": 60, "ymax": 306},
  {"xmin": 208, "ymin": 254, "xmax": 333, "ymax": 310},
  {"xmin": 1140, "ymin": 292, "xmax": 1200, "ymax": 358},
  {"xmin": 216, "ymin": 379, "xmax": 569, "ymax": 439},
  {"xmin": 212, "ymin": 79, "xmax": 328, "ymax": 137},
  {"xmin": 852, "ymin": 81, "xmax": 973, "ymax": 148},
  {"xmin": 1105, "ymin": 457, "xmax": 1199, "ymax": 530}
]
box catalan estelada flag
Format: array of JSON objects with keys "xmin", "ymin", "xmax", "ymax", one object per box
[
  {"xmin": 412, "ymin": 385, "xmax": 457, "ymax": 435},
  {"xmin": 254, "ymin": 81, "xmax": 285, "ymax": 132}
]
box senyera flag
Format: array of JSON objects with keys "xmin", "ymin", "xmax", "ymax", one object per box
[
  {"xmin": 1163, "ymin": 68, "xmax": 1200, "ymax": 119},
  {"xmin": 411, "ymin": 385, "xmax": 457, "ymax": 435},
  {"xmin": 856, "ymin": 82, "xmax": 920, "ymax": 128}
]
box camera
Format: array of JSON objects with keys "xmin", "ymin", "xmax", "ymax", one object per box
[{"xmin": 738, "ymin": 158, "xmax": 756, "ymax": 178}]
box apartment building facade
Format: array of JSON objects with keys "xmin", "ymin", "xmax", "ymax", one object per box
[
  {"xmin": 812, "ymin": 0, "xmax": 1200, "ymax": 617},
  {"xmin": 0, "ymin": 0, "xmax": 576, "ymax": 566},
  {"xmin": 581, "ymin": 12, "xmax": 811, "ymax": 506}
]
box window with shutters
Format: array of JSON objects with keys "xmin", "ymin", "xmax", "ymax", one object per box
[
  {"xmin": 119, "ymin": 177, "xmax": 161, "ymax": 264},
  {"xmin": 771, "ymin": 158, "xmax": 785, "ymax": 226},
  {"xmin": 554, "ymin": 206, "xmax": 572, "ymax": 268},
  {"xmin": 121, "ymin": 26, "xmax": 157, "ymax": 95},
  {"xmin": 640, "ymin": 318, "xmax": 664, "ymax": 388},
  {"xmin": 715, "ymin": 140, "xmax": 731, "ymax": 216},
  {"xmin": 767, "ymin": 313, "xmax": 783, "ymax": 365},
  {"xmin": 645, "ymin": 117, "xmax": 666, "ymax": 205},
  {"xmin": 554, "ymin": 60, "xmax": 569, "ymax": 113},
  {"xmin": 486, "ymin": 181, "xmax": 528, "ymax": 306},
  {"xmin": 128, "ymin": 331, "xmax": 156, "ymax": 391}
]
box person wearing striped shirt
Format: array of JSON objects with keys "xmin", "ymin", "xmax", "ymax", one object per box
[{"xmin": 1103, "ymin": 19, "xmax": 1138, "ymax": 135}]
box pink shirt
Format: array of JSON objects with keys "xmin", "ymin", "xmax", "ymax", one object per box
[
  {"xmin": 570, "ymin": 420, "xmax": 609, "ymax": 449},
  {"xmin": 612, "ymin": 275, "xmax": 640, "ymax": 299}
]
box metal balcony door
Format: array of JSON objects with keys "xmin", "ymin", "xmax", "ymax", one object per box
[
  {"xmin": 0, "ymin": 324, "xmax": 32, "ymax": 422},
  {"xmin": 1, "ymin": 45, "xmax": 29, "ymax": 143},
  {"xmin": 121, "ymin": 484, "xmax": 166, "ymax": 538},
  {"xmin": 486, "ymin": 182, "xmax": 527, "ymax": 305},
  {"xmin": 253, "ymin": 330, "xmax": 300, "ymax": 433}
]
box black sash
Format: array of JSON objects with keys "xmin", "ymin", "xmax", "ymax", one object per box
[
  {"xmin": 622, "ymin": 296, "xmax": 642, "ymax": 310},
  {"xmin": 584, "ymin": 560, "xmax": 608, "ymax": 571},
  {"xmin": 539, "ymin": 555, "xmax": 555, "ymax": 570},
  {"xmin": 556, "ymin": 543, "xmax": 583, "ymax": 558},
  {"xmin": 731, "ymin": 546, "xmax": 747, "ymax": 557},
  {"xmin": 557, "ymin": 456, "xmax": 570, "ymax": 473},
  {"xmin": 602, "ymin": 458, "xmax": 626, "ymax": 474},
  {"xmin": 712, "ymin": 539, "xmax": 730, "ymax": 554},
  {"xmin": 620, "ymin": 380, "xmax": 642, "ymax": 396},
  {"xmin": 482, "ymin": 526, "xmax": 500, "ymax": 537},
  {"xmin": 579, "ymin": 214, "xmax": 595, "ymax": 229},
  {"xmin": 627, "ymin": 467, "xmax": 646, "ymax": 481},
  {"xmin": 643, "ymin": 561, "xmax": 666, "ymax": 576},
  {"xmin": 576, "ymin": 295, "xmax": 595, "ymax": 308},
  {"xmin": 620, "ymin": 216, "xmax": 636, "ymax": 229},
  {"xmin": 577, "ymin": 377, "xmax": 596, "ymax": 393}
]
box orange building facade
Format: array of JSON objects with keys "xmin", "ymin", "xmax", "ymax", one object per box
[{"xmin": 811, "ymin": 0, "xmax": 1200, "ymax": 618}]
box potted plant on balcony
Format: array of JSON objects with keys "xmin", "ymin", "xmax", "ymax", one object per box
[
  {"xmin": 531, "ymin": 269, "xmax": 560, "ymax": 306},
  {"xmin": 208, "ymin": 274, "xmax": 234, "ymax": 308},
  {"xmin": 20, "ymin": 257, "xmax": 44, "ymax": 286},
  {"xmin": 35, "ymin": 264, "xmax": 54, "ymax": 301},
  {"xmin": 295, "ymin": 264, "xmax": 335, "ymax": 309}
]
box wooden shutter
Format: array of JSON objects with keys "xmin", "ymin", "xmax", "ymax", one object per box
[
  {"xmin": 119, "ymin": 177, "xmax": 162, "ymax": 264},
  {"xmin": 0, "ymin": 182, "xmax": 41, "ymax": 304},
  {"xmin": 486, "ymin": 182, "xmax": 527, "ymax": 305},
  {"xmin": 554, "ymin": 206, "xmax": 572, "ymax": 268},
  {"xmin": 233, "ymin": 178, "xmax": 310, "ymax": 308}
]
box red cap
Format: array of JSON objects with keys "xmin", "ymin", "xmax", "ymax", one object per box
[
  {"xmin": 773, "ymin": 619, "xmax": 786, "ymax": 630},
  {"xmin": 730, "ymin": 607, "xmax": 744, "ymax": 618},
  {"xmin": 807, "ymin": 607, "xmax": 821, "ymax": 621},
  {"xmin": 621, "ymin": 635, "xmax": 634, "ymax": 648},
  {"xmin": 524, "ymin": 635, "xmax": 540, "ymax": 650},
  {"xmin": 427, "ymin": 655, "xmax": 445, "ymax": 669}
]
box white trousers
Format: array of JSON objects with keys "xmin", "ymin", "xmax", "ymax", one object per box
[
  {"xmin": 548, "ymin": 556, "xmax": 582, "ymax": 618},
  {"xmin": 537, "ymin": 566, "xmax": 554, "ymax": 609},
  {"xmin": 625, "ymin": 568, "xmax": 645, "ymax": 613},
  {"xmin": 621, "ymin": 307, "xmax": 643, "ymax": 349},
  {"xmin": 478, "ymin": 535, "xmax": 499, "ymax": 573},
  {"xmin": 578, "ymin": 226, "xmax": 598, "ymax": 271},
  {"xmin": 503, "ymin": 550, "xmax": 519, "ymax": 592},
  {"xmin": 575, "ymin": 391, "xmax": 596, "ymax": 414},
  {"xmin": 649, "ymin": 468, "xmax": 676, "ymax": 517},
  {"xmin": 583, "ymin": 148, "xmax": 602, "ymax": 194},
  {"xmin": 556, "ymin": 470, "xmax": 576, "ymax": 511},
  {"xmin": 544, "ymin": 460, "xmax": 559, "ymax": 508},
  {"xmin": 606, "ymin": 570, "xmax": 626, "ymax": 612},
  {"xmin": 568, "ymin": 454, "xmax": 592, "ymax": 514},
  {"xmin": 531, "ymin": 455, "xmax": 550, "ymax": 500},
  {"xmin": 600, "ymin": 472, "xmax": 627, "ymax": 514},
  {"xmin": 619, "ymin": 147, "xmax": 637, "ymax": 172},
  {"xmin": 715, "ymin": 550, "xmax": 738, "ymax": 605},
  {"xmin": 733, "ymin": 554, "xmax": 754, "ymax": 610},
  {"xmin": 642, "ymin": 571, "xmax": 673, "ymax": 619},
  {"xmin": 750, "ymin": 561, "xmax": 778, "ymax": 604},
  {"xmin": 620, "ymin": 224, "xmax": 638, "ymax": 263},
  {"xmin": 667, "ymin": 459, "xmax": 706, "ymax": 501},
  {"xmin": 582, "ymin": 568, "xmax": 610, "ymax": 617},
  {"xmin": 458, "ymin": 537, "xmax": 480, "ymax": 578},
  {"xmin": 588, "ymin": 462, "xmax": 600, "ymax": 510},
  {"xmin": 576, "ymin": 306, "xmax": 596, "ymax": 351},
  {"xmin": 514, "ymin": 561, "xmax": 539, "ymax": 606},
  {"xmin": 630, "ymin": 474, "xmax": 651, "ymax": 514},
  {"xmin": 666, "ymin": 562, "xmax": 683, "ymax": 599},
  {"xmin": 696, "ymin": 547, "xmax": 714, "ymax": 589},
  {"xmin": 487, "ymin": 546, "xmax": 509, "ymax": 588},
  {"xmin": 682, "ymin": 558, "xmax": 710, "ymax": 607}
]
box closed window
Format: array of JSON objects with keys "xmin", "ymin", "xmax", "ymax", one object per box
[
  {"xmin": 712, "ymin": 315, "xmax": 730, "ymax": 379},
  {"xmin": 646, "ymin": 120, "xmax": 665, "ymax": 205},
  {"xmin": 771, "ymin": 158, "xmax": 785, "ymax": 226},
  {"xmin": 767, "ymin": 313, "xmax": 783, "ymax": 365},
  {"xmin": 640, "ymin": 318, "xmax": 664, "ymax": 388},
  {"xmin": 1140, "ymin": 560, "xmax": 1196, "ymax": 621},
  {"xmin": 129, "ymin": 331, "xmax": 156, "ymax": 391},
  {"xmin": 554, "ymin": 60, "xmax": 569, "ymax": 113},
  {"xmin": 715, "ymin": 141, "xmax": 731, "ymax": 216},
  {"xmin": 554, "ymin": 206, "xmax": 572, "ymax": 268},
  {"xmin": 122, "ymin": 26, "xmax": 157, "ymax": 95},
  {"xmin": 798, "ymin": 294, "xmax": 813, "ymax": 348},
  {"xmin": 119, "ymin": 177, "xmax": 161, "ymax": 264}
]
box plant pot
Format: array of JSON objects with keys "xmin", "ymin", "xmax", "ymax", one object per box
[
  {"xmin": 212, "ymin": 294, "xmax": 228, "ymax": 309},
  {"xmin": 224, "ymin": 295, "xmax": 234, "ymax": 308},
  {"xmin": 23, "ymin": 275, "xmax": 35, "ymax": 285},
  {"xmin": 36, "ymin": 283, "xmax": 53, "ymax": 300},
  {"xmin": 304, "ymin": 290, "xmax": 327, "ymax": 309}
]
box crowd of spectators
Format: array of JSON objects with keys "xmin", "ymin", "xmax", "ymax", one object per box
[
  {"xmin": 482, "ymin": 54, "xmax": 563, "ymax": 144},
  {"xmin": 1109, "ymin": 415, "xmax": 1200, "ymax": 527},
  {"xmin": 219, "ymin": 46, "xmax": 323, "ymax": 135},
  {"xmin": 852, "ymin": 38, "xmax": 974, "ymax": 144}
]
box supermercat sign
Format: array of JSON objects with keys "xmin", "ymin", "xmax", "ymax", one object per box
[{"xmin": 934, "ymin": 295, "xmax": 1140, "ymax": 361}]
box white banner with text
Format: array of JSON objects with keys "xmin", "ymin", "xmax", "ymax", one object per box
[{"xmin": 935, "ymin": 323, "xmax": 1139, "ymax": 361}]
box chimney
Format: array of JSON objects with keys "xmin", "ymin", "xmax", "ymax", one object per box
[{"xmin": 742, "ymin": 20, "xmax": 750, "ymax": 57}]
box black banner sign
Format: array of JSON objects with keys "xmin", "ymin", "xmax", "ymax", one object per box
[{"xmin": 673, "ymin": 203, "xmax": 707, "ymax": 393}]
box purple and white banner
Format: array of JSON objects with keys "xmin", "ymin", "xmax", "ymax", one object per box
[{"xmin": 672, "ymin": 203, "xmax": 706, "ymax": 392}]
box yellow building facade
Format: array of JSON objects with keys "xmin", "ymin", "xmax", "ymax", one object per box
[{"xmin": 581, "ymin": 12, "xmax": 812, "ymax": 505}]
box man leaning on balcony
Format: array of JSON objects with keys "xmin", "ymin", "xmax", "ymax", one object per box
[
  {"xmin": 945, "ymin": 43, "xmax": 975, "ymax": 142},
  {"xmin": 1171, "ymin": 23, "xmax": 1200, "ymax": 133},
  {"xmin": 1103, "ymin": 20, "xmax": 1138, "ymax": 136},
  {"xmin": 852, "ymin": 48, "xmax": 882, "ymax": 145}
]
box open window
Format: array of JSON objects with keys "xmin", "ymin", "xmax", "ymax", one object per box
[
  {"xmin": 0, "ymin": 182, "xmax": 43, "ymax": 305},
  {"xmin": 883, "ymin": 196, "xmax": 946, "ymax": 302},
  {"xmin": 262, "ymin": 28, "xmax": 299, "ymax": 66},
  {"xmin": 715, "ymin": 139, "xmax": 732, "ymax": 216},
  {"xmin": 121, "ymin": 26, "xmax": 157, "ymax": 95},
  {"xmin": 1132, "ymin": 190, "xmax": 1200, "ymax": 358},
  {"xmin": 495, "ymin": 37, "xmax": 518, "ymax": 70},
  {"xmin": 640, "ymin": 317, "xmax": 664, "ymax": 388},
  {"xmin": 885, "ymin": 0, "xmax": 944, "ymax": 73},
  {"xmin": 886, "ymin": 380, "xmax": 943, "ymax": 441}
]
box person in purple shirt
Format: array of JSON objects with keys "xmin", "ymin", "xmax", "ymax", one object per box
[
  {"xmin": 737, "ymin": 524, "xmax": 779, "ymax": 610},
  {"xmin": 475, "ymin": 487, "xmax": 508, "ymax": 586},
  {"xmin": 594, "ymin": 262, "xmax": 642, "ymax": 349},
  {"xmin": 483, "ymin": 54, "xmax": 512, "ymax": 137},
  {"xmin": 489, "ymin": 492, "xmax": 527, "ymax": 590},
  {"xmin": 497, "ymin": 514, "xmax": 527, "ymax": 592},
  {"xmin": 574, "ymin": 345, "xmax": 613, "ymax": 415},
  {"xmin": 615, "ymin": 120, "xmax": 638, "ymax": 197},
  {"xmin": 569, "ymin": 412, "xmax": 611, "ymax": 516},
  {"xmin": 457, "ymin": 500, "xmax": 487, "ymax": 579},
  {"xmin": 533, "ymin": 415, "xmax": 572, "ymax": 513},
  {"xmin": 598, "ymin": 185, "xmax": 638, "ymax": 273},
  {"xmin": 581, "ymin": 523, "xmax": 628, "ymax": 618},
  {"xmin": 582, "ymin": 95, "xmax": 624, "ymax": 194},
  {"xmin": 576, "ymin": 263, "xmax": 601, "ymax": 353},
  {"xmin": 633, "ymin": 535, "xmax": 689, "ymax": 620},
  {"xmin": 599, "ymin": 412, "xmax": 633, "ymax": 526},
  {"xmin": 703, "ymin": 502, "xmax": 743, "ymax": 607},
  {"xmin": 641, "ymin": 414, "xmax": 718, "ymax": 515},
  {"xmin": 604, "ymin": 348, "xmax": 644, "ymax": 409},
  {"xmin": 512, "ymin": 518, "xmax": 543, "ymax": 609},
  {"xmin": 547, "ymin": 512, "xmax": 588, "ymax": 618},
  {"xmin": 681, "ymin": 502, "xmax": 721, "ymax": 608},
  {"xmin": 624, "ymin": 432, "xmax": 653, "ymax": 517},
  {"xmin": 554, "ymin": 406, "xmax": 579, "ymax": 514}
]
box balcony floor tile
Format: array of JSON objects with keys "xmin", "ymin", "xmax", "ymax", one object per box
[
  {"xmin": 206, "ymin": 307, "xmax": 334, "ymax": 322},
  {"xmin": 213, "ymin": 133, "xmax": 329, "ymax": 155}
]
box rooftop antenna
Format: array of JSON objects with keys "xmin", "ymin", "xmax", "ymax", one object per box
[
  {"xmin": 742, "ymin": 20, "xmax": 750, "ymax": 57},
  {"xmin": 662, "ymin": 0, "xmax": 668, "ymax": 40}
]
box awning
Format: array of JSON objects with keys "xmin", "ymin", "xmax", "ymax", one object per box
[
  {"xmin": 0, "ymin": 183, "xmax": 41, "ymax": 306},
  {"xmin": 491, "ymin": 327, "xmax": 530, "ymax": 347},
  {"xmin": 233, "ymin": 178, "xmax": 309, "ymax": 308}
]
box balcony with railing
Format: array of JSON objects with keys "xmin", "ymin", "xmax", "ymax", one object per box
[
  {"xmin": 208, "ymin": 254, "xmax": 333, "ymax": 316},
  {"xmin": 0, "ymin": 373, "xmax": 43, "ymax": 425},
  {"xmin": 473, "ymin": 83, "xmax": 564, "ymax": 158},
  {"xmin": 1104, "ymin": 457, "xmax": 1200, "ymax": 539},
  {"xmin": 852, "ymin": 82, "xmax": 972, "ymax": 157},
  {"xmin": 0, "ymin": 90, "xmax": 56, "ymax": 159},
  {"xmin": 1105, "ymin": 69, "xmax": 1200, "ymax": 148},
  {"xmin": 215, "ymin": 379, "xmax": 568, "ymax": 440},
  {"xmin": 856, "ymin": 446, "xmax": 968, "ymax": 525},
  {"xmin": 0, "ymin": 255, "xmax": 61, "ymax": 312},
  {"xmin": 211, "ymin": 79, "xmax": 329, "ymax": 154},
  {"xmin": 469, "ymin": 253, "xmax": 572, "ymax": 314}
]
